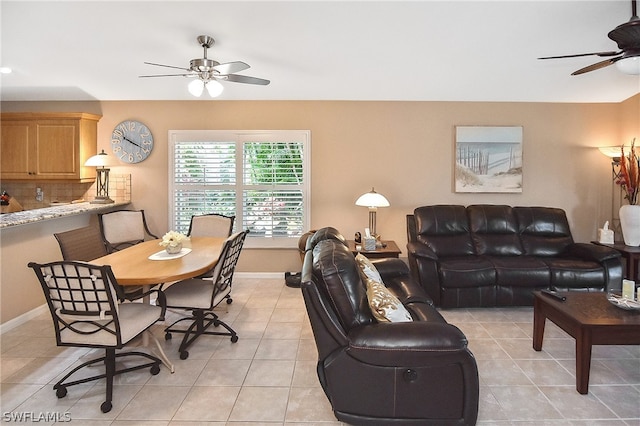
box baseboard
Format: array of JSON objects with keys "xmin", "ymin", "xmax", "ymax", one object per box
[
  {"xmin": 0, "ymin": 273, "xmax": 291, "ymax": 333},
  {"xmin": 0, "ymin": 303, "xmax": 48, "ymax": 334}
]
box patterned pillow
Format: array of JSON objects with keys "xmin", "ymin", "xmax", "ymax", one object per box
[
  {"xmin": 364, "ymin": 276, "xmax": 413, "ymax": 323},
  {"xmin": 355, "ymin": 253, "xmax": 382, "ymax": 282}
]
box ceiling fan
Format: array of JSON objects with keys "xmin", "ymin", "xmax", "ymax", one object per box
[
  {"xmin": 539, "ymin": 0, "xmax": 640, "ymax": 75},
  {"xmin": 140, "ymin": 35, "xmax": 270, "ymax": 97}
]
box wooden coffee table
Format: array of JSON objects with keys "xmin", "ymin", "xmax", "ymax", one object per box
[{"xmin": 533, "ymin": 291, "xmax": 640, "ymax": 394}]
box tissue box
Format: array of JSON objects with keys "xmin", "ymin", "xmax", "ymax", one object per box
[
  {"xmin": 364, "ymin": 237, "xmax": 376, "ymax": 251},
  {"xmin": 598, "ymin": 228, "xmax": 614, "ymax": 244}
]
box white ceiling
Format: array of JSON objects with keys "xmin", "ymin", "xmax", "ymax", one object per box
[{"xmin": 1, "ymin": 0, "xmax": 640, "ymax": 103}]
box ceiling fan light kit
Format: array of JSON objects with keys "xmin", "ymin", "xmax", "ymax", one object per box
[
  {"xmin": 540, "ymin": 0, "xmax": 640, "ymax": 76},
  {"xmin": 140, "ymin": 35, "xmax": 270, "ymax": 97}
]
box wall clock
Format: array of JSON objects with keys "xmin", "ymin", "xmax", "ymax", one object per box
[{"xmin": 111, "ymin": 120, "xmax": 154, "ymax": 163}]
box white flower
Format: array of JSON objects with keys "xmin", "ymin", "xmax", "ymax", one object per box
[{"xmin": 159, "ymin": 231, "xmax": 189, "ymax": 248}]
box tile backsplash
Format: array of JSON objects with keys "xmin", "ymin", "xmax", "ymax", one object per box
[{"xmin": 2, "ymin": 174, "xmax": 131, "ymax": 211}]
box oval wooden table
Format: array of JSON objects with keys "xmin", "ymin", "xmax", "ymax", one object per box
[
  {"xmin": 92, "ymin": 237, "xmax": 226, "ymax": 372},
  {"xmin": 92, "ymin": 237, "xmax": 225, "ymax": 285}
]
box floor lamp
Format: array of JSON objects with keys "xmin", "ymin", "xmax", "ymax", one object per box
[
  {"xmin": 85, "ymin": 150, "xmax": 117, "ymax": 204},
  {"xmin": 598, "ymin": 146, "xmax": 628, "ymax": 237}
]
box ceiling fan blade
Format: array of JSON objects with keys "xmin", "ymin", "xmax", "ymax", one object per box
[
  {"xmin": 139, "ymin": 73, "xmax": 195, "ymax": 78},
  {"xmin": 571, "ymin": 56, "xmax": 622, "ymax": 75},
  {"xmin": 144, "ymin": 61, "xmax": 191, "ymax": 71},
  {"xmin": 538, "ymin": 51, "xmax": 621, "ymax": 60},
  {"xmin": 213, "ymin": 61, "xmax": 250, "ymax": 75},
  {"xmin": 223, "ymin": 74, "xmax": 270, "ymax": 85}
]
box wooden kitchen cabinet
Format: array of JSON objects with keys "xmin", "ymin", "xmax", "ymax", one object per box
[{"xmin": 1, "ymin": 112, "xmax": 101, "ymax": 182}]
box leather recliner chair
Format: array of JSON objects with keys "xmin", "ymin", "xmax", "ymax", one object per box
[{"xmin": 300, "ymin": 227, "xmax": 479, "ymax": 425}]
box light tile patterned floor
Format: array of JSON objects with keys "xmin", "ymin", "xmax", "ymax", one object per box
[{"xmin": 1, "ymin": 277, "xmax": 639, "ymax": 425}]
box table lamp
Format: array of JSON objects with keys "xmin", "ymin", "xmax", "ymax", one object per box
[
  {"xmin": 85, "ymin": 149, "xmax": 117, "ymax": 204},
  {"xmin": 355, "ymin": 187, "xmax": 390, "ymax": 239}
]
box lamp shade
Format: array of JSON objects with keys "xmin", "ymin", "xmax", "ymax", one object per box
[
  {"xmin": 206, "ymin": 80, "xmax": 224, "ymax": 97},
  {"xmin": 85, "ymin": 149, "xmax": 117, "ymax": 167},
  {"xmin": 355, "ymin": 188, "xmax": 390, "ymax": 208},
  {"xmin": 615, "ymin": 56, "xmax": 640, "ymax": 75},
  {"xmin": 188, "ymin": 79, "xmax": 205, "ymax": 97},
  {"xmin": 598, "ymin": 145, "xmax": 633, "ymax": 159}
]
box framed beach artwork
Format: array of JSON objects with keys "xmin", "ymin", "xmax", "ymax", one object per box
[{"xmin": 454, "ymin": 126, "xmax": 523, "ymax": 193}]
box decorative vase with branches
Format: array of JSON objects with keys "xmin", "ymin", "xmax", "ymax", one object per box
[{"xmin": 616, "ymin": 139, "xmax": 640, "ymax": 246}]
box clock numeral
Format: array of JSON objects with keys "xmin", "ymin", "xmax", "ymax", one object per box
[
  {"xmin": 135, "ymin": 152, "xmax": 143, "ymax": 160},
  {"xmin": 142, "ymin": 139, "xmax": 152, "ymax": 146},
  {"xmin": 112, "ymin": 146, "xmax": 122, "ymax": 153},
  {"xmin": 113, "ymin": 129, "xmax": 123, "ymax": 138},
  {"xmin": 129, "ymin": 122, "xmax": 136, "ymax": 131},
  {"xmin": 111, "ymin": 139, "xmax": 121, "ymax": 145},
  {"xmin": 142, "ymin": 148, "xmax": 150, "ymax": 154}
]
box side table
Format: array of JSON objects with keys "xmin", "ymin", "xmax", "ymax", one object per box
[
  {"xmin": 592, "ymin": 241, "xmax": 640, "ymax": 281},
  {"xmin": 346, "ymin": 240, "xmax": 401, "ymax": 259}
]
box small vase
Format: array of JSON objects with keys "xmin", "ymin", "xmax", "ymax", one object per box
[
  {"xmin": 165, "ymin": 243, "xmax": 183, "ymax": 254},
  {"xmin": 619, "ymin": 204, "xmax": 640, "ymax": 246}
]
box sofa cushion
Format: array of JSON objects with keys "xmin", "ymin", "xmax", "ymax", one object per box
[
  {"xmin": 487, "ymin": 256, "xmax": 550, "ymax": 287},
  {"xmin": 514, "ymin": 207, "xmax": 574, "ymax": 256},
  {"xmin": 543, "ymin": 258, "xmax": 606, "ymax": 290},
  {"xmin": 415, "ymin": 205, "xmax": 475, "ymax": 256},
  {"xmin": 312, "ymin": 239, "xmax": 375, "ymax": 330},
  {"xmin": 364, "ymin": 276, "xmax": 413, "ymax": 322},
  {"xmin": 438, "ymin": 256, "xmax": 496, "ymax": 288},
  {"xmin": 468, "ymin": 205, "xmax": 523, "ymax": 256},
  {"xmin": 355, "ymin": 253, "xmax": 382, "ymax": 282}
]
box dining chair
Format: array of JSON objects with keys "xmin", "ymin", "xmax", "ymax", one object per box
[
  {"xmin": 28, "ymin": 260, "xmax": 167, "ymax": 413},
  {"xmin": 187, "ymin": 213, "xmax": 235, "ymax": 238},
  {"xmin": 54, "ymin": 225, "xmax": 146, "ymax": 301},
  {"xmin": 54, "ymin": 225, "xmax": 107, "ymax": 261},
  {"xmin": 163, "ymin": 230, "xmax": 248, "ymax": 359},
  {"xmin": 98, "ymin": 209, "xmax": 158, "ymax": 253}
]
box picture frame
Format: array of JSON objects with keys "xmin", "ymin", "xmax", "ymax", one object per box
[{"xmin": 454, "ymin": 126, "xmax": 523, "ymax": 193}]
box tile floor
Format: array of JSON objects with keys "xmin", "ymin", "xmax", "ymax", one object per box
[{"xmin": 1, "ymin": 277, "xmax": 639, "ymax": 425}]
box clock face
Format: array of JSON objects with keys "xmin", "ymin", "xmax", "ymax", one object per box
[{"xmin": 111, "ymin": 120, "xmax": 154, "ymax": 163}]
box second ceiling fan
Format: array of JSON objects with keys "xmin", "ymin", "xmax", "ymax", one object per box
[{"xmin": 539, "ymin": 0, "xmax": 640, "ymax": 75}]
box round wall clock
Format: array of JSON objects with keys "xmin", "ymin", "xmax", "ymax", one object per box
[{"xmin": 111, "ymin": 120, "xmax": 154, "ymax": 163}]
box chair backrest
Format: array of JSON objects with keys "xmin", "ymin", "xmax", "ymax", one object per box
[
  {"xmin": 187, "ymin": 213, "xmax": 235, "ymax": 238},
  {"xmin": 209, "ymin": 230, "xmax": 248, "ymax": 306},
  {"xmin": 28, "ymin": 261, "xmax": 124, "ymax": 348},
  {"xmin": 54, "ymin": 226, "xmax": 108, "ymax": 261},
  {"xmin": 98, "ymin": 210, "xmax": 158, "ymax": 252}
]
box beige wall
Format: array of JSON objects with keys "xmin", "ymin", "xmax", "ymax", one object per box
[{"xmin": 2, "ymin": 97, "xmax": 638, "ymax": 324}]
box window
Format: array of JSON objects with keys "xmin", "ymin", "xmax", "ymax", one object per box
[{"xmin": 169, "ymin": 130, "xmax": 310, "ymax": 248}]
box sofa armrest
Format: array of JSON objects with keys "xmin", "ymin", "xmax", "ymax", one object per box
[
  {"xmin": 407, "ymin": 241, "xmax": 438, "ymax": 260},
  {"xmin": 371, "ymin": 257, "xmax": 410, "ymax": 278},
  {"xmin": 347, "ymin": 322, "xmax": 470, "ymax": 366},
  {"xmin": 566, "ymin": 243, "xmax": 622, "ymax": 263}
]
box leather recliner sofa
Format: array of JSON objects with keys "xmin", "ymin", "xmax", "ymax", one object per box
[
  {"xmin": 301, "ymin": 227, "xmax": 479, "ymax": 425},
  {"xmin": 406, "ymin": 204, "xmax": 623, "ymax": 308}
]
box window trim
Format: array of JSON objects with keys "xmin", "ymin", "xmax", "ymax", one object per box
[{"xmin": 168, "ymin": 130, "xmax": 311, "ymax": 249}]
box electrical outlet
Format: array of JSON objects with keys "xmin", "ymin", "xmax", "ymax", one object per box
[{"xmin": 35, "ymin": 187, "xmax": 44, "ymax": 202}]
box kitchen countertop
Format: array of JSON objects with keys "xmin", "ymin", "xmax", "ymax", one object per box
[{"xmin": 0, "ymin": 201, "xmax": 131, "ymax": 229}]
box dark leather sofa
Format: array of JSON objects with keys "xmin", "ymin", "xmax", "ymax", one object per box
[
  {"xmin": 406, "ymin": 205, "xmax": 623, "ymax": 308},
  {"xmin": 301, "ymin": 227, "xmax": 479, "ymax": 425}
]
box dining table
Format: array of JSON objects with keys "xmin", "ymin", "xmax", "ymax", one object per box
[{"xmin": 92, "ymin": 236, "xmax": 226, "ymax": 373}]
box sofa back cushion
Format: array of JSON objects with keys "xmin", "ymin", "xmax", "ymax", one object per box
[
  {"xmin": 468, "ymin": 205, "xmax": 523, "ymax": 256},
  {"xmin": 514, "ymin": 207, "xmax": 574, "ymax": 256},
  {"xmin": 312, "ymin": 238, "xmax": 375, "ymax": 330},
  {"xmin": 414, "ymin": 205, "xmax": 474, "ymax": 256}
]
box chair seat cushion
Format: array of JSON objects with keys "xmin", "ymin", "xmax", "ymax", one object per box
[
  {"xmin": 59, "ymin": 303, "xmax": 162, "ymax": 347},
  {"xmin": 439, "ymin": 256, "xmax": 496, "ymax": 288},
  {"xmin": 163, "ymin": 278, "xmax": 230, "ymax": 310}
]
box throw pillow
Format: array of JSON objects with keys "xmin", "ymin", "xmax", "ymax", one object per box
[
  {"xmin": 364, "ymin": 276, "xmax": 413, "ymax": 323},
  {"xmin": 355, "ymin": 253, "xmax": 382, "ymax": 282}
]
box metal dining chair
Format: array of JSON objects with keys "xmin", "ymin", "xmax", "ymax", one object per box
[
  {"xmin": 98, "ymin": 209, "xmax": 158, "ymax": 253},
  {"xmin": 28, "ymin": 260, "xmax": 166, "ymax": 413},
  {"xmin": 163, "ymin": 230, "xmax": 248, "ymax": 359},
  {"xmin": 187, "ymin": 213, "xmax": 235, "ymax": 238}
]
